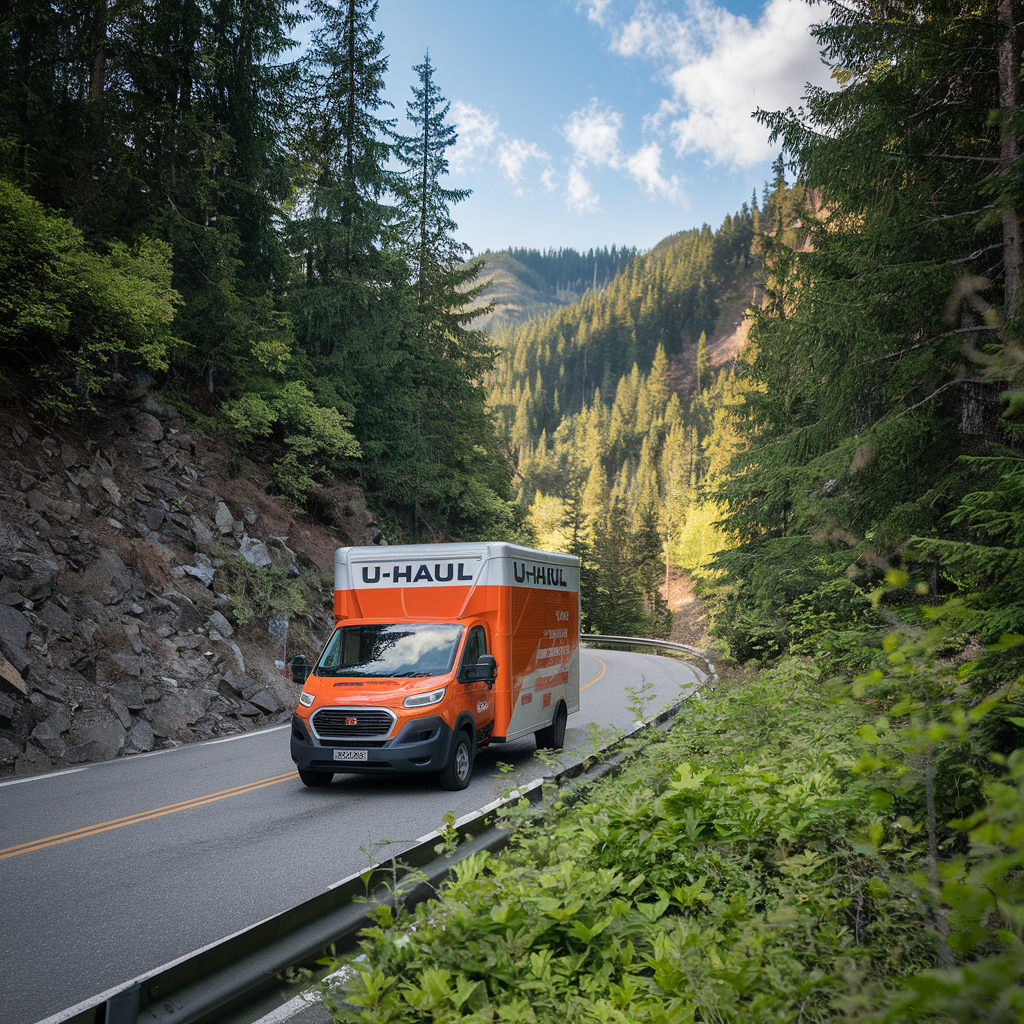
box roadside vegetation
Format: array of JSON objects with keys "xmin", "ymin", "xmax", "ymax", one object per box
[{"xmin": 323, "ymin": 625, "xmax": 1023, "ymax": 1022}]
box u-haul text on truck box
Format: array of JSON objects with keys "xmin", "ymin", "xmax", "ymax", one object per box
[{"xmin": 289, "ymin": 543, "xmax": 580, "ymax": 790}]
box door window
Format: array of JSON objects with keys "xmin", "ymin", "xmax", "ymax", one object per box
[{"xmin": 459, "ymin": 626, "xmax": 487, "ymax": 680}]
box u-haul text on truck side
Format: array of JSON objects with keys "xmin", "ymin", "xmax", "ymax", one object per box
[{"xmin": 289, "ymin": 543, "xmax": 580, "ymax": 790}]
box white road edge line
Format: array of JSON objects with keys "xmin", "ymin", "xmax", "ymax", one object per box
[
  {"xmin": 0, "ymin": 766, "xmax": 89, "ymax": 789},
  {"xmin": 0, "ymin": 724, "xmax": 291, "ymax": 787}
]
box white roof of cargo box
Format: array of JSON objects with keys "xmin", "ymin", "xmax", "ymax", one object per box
[{"xmin": 334, "ymin": 542, "xmax": 579, "ymax": 593}]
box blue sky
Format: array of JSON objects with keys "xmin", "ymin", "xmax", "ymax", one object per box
[{"xmin": 334, "ymin": 0, "xmax": 834, "ymax": 254}]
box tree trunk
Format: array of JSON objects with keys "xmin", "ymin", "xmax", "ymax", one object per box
[
  {"xmin": 999, "ymin": 0, "xmax": 1022, "ymax": 322},
  {"xmin": 89, "ymin": 0, "xmax": 107, "ymax": 103}
]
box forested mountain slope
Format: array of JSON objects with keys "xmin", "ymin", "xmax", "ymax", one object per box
[{"xmin": 486, "ymin": 205, "xmax": 759, "ymax": 636}]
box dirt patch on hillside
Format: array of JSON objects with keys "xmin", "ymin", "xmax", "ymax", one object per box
[{"xmin": 660, "ymin": 570, "xmax": 712, "ymax": 650}]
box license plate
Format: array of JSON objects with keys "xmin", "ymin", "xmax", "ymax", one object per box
[{"xmin": 333, "ymin": 749, "xmax": 368, "ymax": 762}]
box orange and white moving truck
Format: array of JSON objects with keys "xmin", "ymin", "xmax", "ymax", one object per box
[{"xmin": 289, "ymin": 542, "xmax": 580, "ymax": 790}]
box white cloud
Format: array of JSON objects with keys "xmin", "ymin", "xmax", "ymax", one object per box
[
  {"xmin": 564, "ymin": 100, "xmax": 624, "ymax": 168},
  {"xmin": 577, "ymin": 0, "xmax": 614, "ymax": 26},
  {"xmin": 604, "ymin": 0, "xmax": 831, "ymax": 169},
  {"xmin": 624, "ymin": 142, "xmax": 682, "ymax": 200},
  {"xmin": 566, "ymin": 166, "xmax": 600, "ymax": 213},
  {"xmin": 448, "ymin": 101, "xmax": 548, "ymax": 188},
  {"xmin": 541, "ymin": 167, "xmax": 558, "ymax": 193},
  {"xmin": 561, "ymin": 100, "xmax": 685, "ymax": 211},
  {"xmin": 449, "ymin": 101, "xmax": 499, "ymax": 175},
  {"xmin": 497, "ymin": 138, "xmax": 548, "ymax": 184}
]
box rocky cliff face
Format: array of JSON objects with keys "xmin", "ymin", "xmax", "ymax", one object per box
[{"xmin": 0, "ymin": 388, "xmax": 378, "ymax": 777}]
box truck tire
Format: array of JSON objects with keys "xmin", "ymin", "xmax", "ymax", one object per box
[
  {"xmin": 298, "ymin": 768, "xmax": 334, "ymax": 787},
  {"xmin": 535, "ymin": 701, "xmax": 567, "ymax": 750},
  {"xmin": 439, "ymin": 730, "xmax": 474, "ymax": 791}
]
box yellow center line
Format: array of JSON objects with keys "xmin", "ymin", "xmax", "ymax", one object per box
[
  {"xmin": 0, "ymin": 770, "xmax": 298, "ymax": 861},
  {"xmin": 581, "ymin": 652, "xmax": 608, "ymax": 690}
]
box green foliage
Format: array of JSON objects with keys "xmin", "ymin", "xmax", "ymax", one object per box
[
  {"xmin": 214, "ymin": 552, "xmax": 311, "ymax": 629},
  {"xmin": 221, "ymin": 380, "xmax": 361, "ymax": 504},
  {"xmin": 0, "ymin": 178, "xmax": 182, "ymax": 413},
  {"xmin": 322, "ymin": 662, "xmax": 945, "ymax": 1023}
]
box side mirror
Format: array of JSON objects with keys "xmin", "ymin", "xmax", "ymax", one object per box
[
  {"xmin": 290, "ymin": 654, "xmax": 310, "ymax": 686},
  {"xmin": 463, "ymin": 654, "xmax": 497, "ymax": 686}
]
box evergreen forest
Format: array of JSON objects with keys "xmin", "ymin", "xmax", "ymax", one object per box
[{"xmin": 0, "ymin": 0, "xmax": 524, "ymax": 541}]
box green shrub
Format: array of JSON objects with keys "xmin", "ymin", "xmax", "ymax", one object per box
[{"xmin": 0, "ymin": 178, "xmax": 182, "ymax": 413}]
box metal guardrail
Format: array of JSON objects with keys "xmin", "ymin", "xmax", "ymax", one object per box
[
  {"xmin": 581, "ymin": 633, "xmax": 718, "ymax": 689},
  {"xmin": 40, "ymin": 637, "xmax": 712, "ymax": 1024}
]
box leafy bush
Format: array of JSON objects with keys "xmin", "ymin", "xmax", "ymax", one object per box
[
  {"xmin": 221, "ymin": 380, "xmax": 361, "ymax": 504},
  {"xmin": 0, "ymin": 178, "xmax": 182, "ymax": 413},
  {"xmin": 322, "ymin": 662, "xmax": 944, "ymax": 1023}
]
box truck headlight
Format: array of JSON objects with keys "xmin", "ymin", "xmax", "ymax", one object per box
[
  {"xmin": 299, "ymin": 691, "xmax": 315, "ymax": 707},
  {"xmin": 403, "ymin": 686, "xmax": 447, "ymax": 708}
]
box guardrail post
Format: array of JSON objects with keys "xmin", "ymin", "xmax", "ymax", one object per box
[{"xmin": 104, "ymin": 982, "xmax": 140, "ymax": 1024}]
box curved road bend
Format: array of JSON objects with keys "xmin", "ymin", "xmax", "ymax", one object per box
[{"xmin": 0, "ymin": 650, "xmax": 702, "ymax": 1024}]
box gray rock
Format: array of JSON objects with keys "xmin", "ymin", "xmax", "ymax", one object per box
[
  {"xmin": 16, "ymin": 745, "xmax": 53, "ymax": 776},
  {"xmin": 221, "ymin": 671, "xmax": 256, "ymax": 698},
  {"xmin": 29, "ymin": 671, "xmax": 68, "ymax": 701},
  {"xmin": 236, "ymin": 702, "xmax": 261, "ymax": 717},
  {"xmin": 107, "ymin": 695, "xmax": 132, "ymax": 728},
  {"xmin": 65, "ymin": 710, "xmax": 126, "ymax": 763},
  {"xmin": 12, "ymin": 424, "xmax": 29, "ymax": 446},
  {"xmin": 164, "ymin": 591, "xmax": 205, "ymax": 631},
  {"xmin": 147, "ymin": 691, "xmax": 203, "ymax": 740},
  {"xmin": 0, "ymin": 516, "xmax": 26, "ymax": 554},
  {"xmin": 191, "ymin": 515, "xmax": 215, "ymax": 553},
  {"xmin": 155, "ymin": 625, "xmax": 175, "ymax": 639},
  {"xmin": 0, "ymin": 604, "xmax": 32, "ymax": 654},
  {"xmin": 182, "ymin": 564, "xmax": 215, "ymax": 588},
  {"xmin": 32, "ymin": 711, "xmax": 72, "ymax": 760},
  {"xmin": 38, "ymin": 601, "xmax": 75, "ymax": 639},
  {"xmin": 110, "ymin": 653, "xmax": 143, "ymax": 678},
  {"xmin": 134, "ymin": 412, "xmax": 164, "ymax": 442},
  {"xmin": 238, "ymin": 535, "xmax": 272, "ymax": 568},
  {"xmin": 0, "ymin": 735, "xmax": 22, "ymax": 767},
  {"xmin": 206, "ymin": 610, "xmax": 233, "ymax": 639},
  {"xmin": 110, "ymin": 681, "xmax": 145, "ymax": 711},
  {"xmin": 100, "ymin": 477, "xmax": 122, "ymax": 504},
  {"xmin": 0, "ymin": 692, "xmax": 16, "ymax": 721},
  {"xmin": 82, "ymin": 549, "xmax": 133, "ymax": 606},
  {"xmin": 140, "ymin": 395, "xmax": 166, "ymax": 418},
  {"xmin": 214, "ymin": 502, "xmax": 234, "ymax": 536},
  {"xmin": 220, "ymin": 639, "xmax": 245, "ymax": 675},
  {"xmin": 0, "ymin": 552, "xmax": 59, "ymax": 600},
  {"xmin": 144, "ymin": 532, "xmax": 177, "ymax": 562},
  {"xmin": 266, "ymin": 536, "xmax": 297, "ymax": 572},
  {"xmin": 249, "ymin": 689, "xmax": 282, "ymax": 714},
  {"xmin": 142, "ymin": 685, "xmax": 161, "ymax": 703},
  {"xmin": 27, "ymin": 490, "xmax": 49, "ymax": 513},
  {"xmin": 126, "ymin": 718, "xmax": 155, "ymax": 753},
  {"xmin": 77, "ymin": 619, "xmax": 98, "ymax": 643},
  {"xmin": 143, "ymin": 506, "xmax": 166, "ymax": 531}
]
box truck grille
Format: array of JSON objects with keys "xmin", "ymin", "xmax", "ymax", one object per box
[{"xmin": 312, "ymin": 707, "xmax": 395, "ymax": 739}]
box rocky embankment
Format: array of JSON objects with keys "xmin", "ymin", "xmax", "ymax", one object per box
[{"xmin": 0, "ymin": 389, "xmax": 378, "ymax": 777}]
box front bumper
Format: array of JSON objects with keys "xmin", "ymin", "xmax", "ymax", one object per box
[{"xmin": 290, "ymin": 713, "xmax": 455, "ymax": 775}]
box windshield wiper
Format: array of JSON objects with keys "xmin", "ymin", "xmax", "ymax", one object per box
[{"xmin": 392, "ymin": 671, "xmax": 434, "ymax": 677}]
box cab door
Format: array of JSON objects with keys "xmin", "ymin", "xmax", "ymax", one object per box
[{"xmin": 458, "ymin": 625, "xmax": 494, "ymax": 734}]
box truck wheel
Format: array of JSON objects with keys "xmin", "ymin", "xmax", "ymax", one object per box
[
  {"xmin": 440, "ymin": 731, "xmax": 473, "ymax": 791},
  {"xmin": 535, "ymin": 702, "xmax": 567, "ymax": 750},
  {"xmin": 298, "ymin": 768, "xmax": 333, "ymax": 787}
]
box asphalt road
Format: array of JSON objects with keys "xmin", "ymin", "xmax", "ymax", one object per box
[{"xmin": 0, "ymin": 649, "xmax": 703, "ymax": 1024}]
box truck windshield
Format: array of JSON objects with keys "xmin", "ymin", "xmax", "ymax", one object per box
[{"xmin": 316, "ymin": 623, "xmax": 465, "ymax": 678}]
